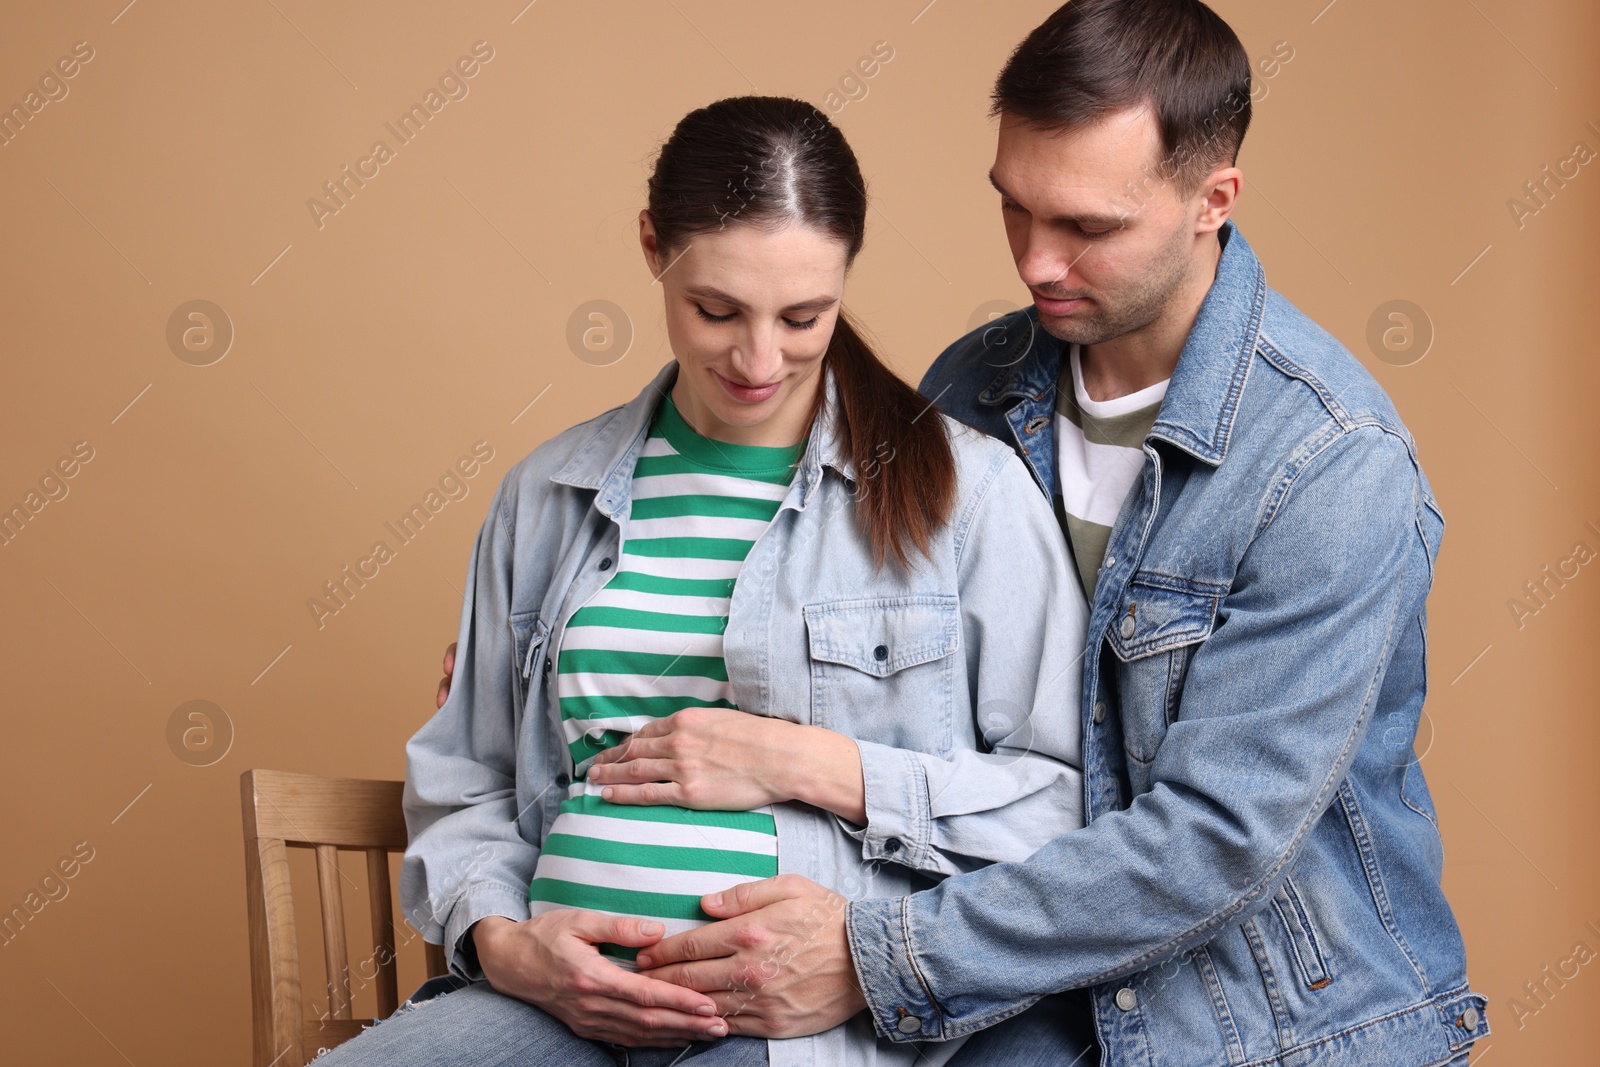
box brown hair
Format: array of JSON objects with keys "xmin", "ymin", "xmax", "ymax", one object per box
[
  {"xmin": 992, "ymin": 0, "xmax": 1253, "ymax": 192},
  {"xmin": 645, "ymin": 96, "xmax": 955, "ymax": 570}
]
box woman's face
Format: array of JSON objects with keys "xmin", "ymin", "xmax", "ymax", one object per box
[{"xmin": 640, "ymin": 212, "xmax": 849, "ymax": 447}]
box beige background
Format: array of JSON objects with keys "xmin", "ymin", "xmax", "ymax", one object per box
[{"xmin": 1, "ymin": 1, "xmax": 1595, "ymax": 1063}]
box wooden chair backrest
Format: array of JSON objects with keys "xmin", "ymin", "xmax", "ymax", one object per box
[{"xmin": 240, "ymin": 769, "xmax": 448, "ymax": 1067}]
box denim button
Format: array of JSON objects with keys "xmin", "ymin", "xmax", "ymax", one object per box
[
  {"xmin": 598, "ymin": 557, "xmax": 613, "ymax": 571},
  {"xmin": 1462, "ymin": 1007, "xmax": 1480, "ymax": 1029},
  {"xmin": 873, "ymin": 644, "xmax": 889, "ymax": 661},
  {"xmin": 883, "ymin": 837, "xmax": 902, "ymax": 854},
  {"xmin": 555, "ymin": 772, "xmax": 570, "ymax": 787},
  {"xmin": 1115, "ymin": 987, "xmax": 1137, "ymax": 1011},
  {"xmin": 1093, "ymin": 700, "xmax": 1107, "ymax": 725},
  {"xmin": 1103, "ymin": 554, "xmax": 1116, "ymax": 570},
  {"xmin": 896, "ymin": 1015, "xmax": 922, "ymax": 1034},
  {"xmin": 1119, "ymin": 613, "xmax": 1136, "ymax": 639}
]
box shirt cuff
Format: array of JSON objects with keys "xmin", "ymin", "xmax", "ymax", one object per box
[
  {"xmin": 441, "ymin": 882, "xmax": 531, "ymax": 982},
  {"xmin": 839, "ymin": 739, "xmax": 931, "ymax": 868},
  {"xmin": 846, "ymin": 894, "xmax": 947, "ymax": 1042}
]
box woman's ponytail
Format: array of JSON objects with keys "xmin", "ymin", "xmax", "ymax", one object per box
[{"xmin": 825, "ymin": 310, "xmax": 956, "ymax": 570}]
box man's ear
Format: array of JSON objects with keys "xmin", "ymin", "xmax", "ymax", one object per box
[
  {"xmin": 1195, "ymin": 166, "xmax": 1243, "ymax": 234},
  {"xmin": 639, "ymin": 210, "xmax": 663, "ymax": 277}
]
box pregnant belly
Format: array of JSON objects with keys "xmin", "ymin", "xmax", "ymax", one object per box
[{"xmin": 527, "ymin": 794, "xmax": 779, "ymax": 966}]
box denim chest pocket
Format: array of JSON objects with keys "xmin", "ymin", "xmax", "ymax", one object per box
[
  {"xmin": 803, "ymin": 595, "xmax": 960, "ymax": 754},
  {"xmin": 1105, "ymin": 573, "xmax": 1225, "ymax": 764}
]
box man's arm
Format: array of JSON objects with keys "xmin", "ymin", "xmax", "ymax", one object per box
[
  {"xmin": 636, "ymin": 424, "xmax": 1433, "ymax": 1040},
  {"xmin": 436, "ymin": 640, "xmax": 457, "ymax": 709},
  {"xmin": 846, "ymin": 425, "xmax": 1434, "ymax": 1040}
]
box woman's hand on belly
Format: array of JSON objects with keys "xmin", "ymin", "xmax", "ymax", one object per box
[
  {"xmin": 586, "ymin": 707, "xmax": 867, "ymax": 822},
  {"xmin": 472, "ymin": 911, "xmax": 729, "ymax": 1047}
]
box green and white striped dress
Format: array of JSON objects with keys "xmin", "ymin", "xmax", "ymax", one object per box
[{"xmin": 526, "ymin": 390, "xmax": 806, "ymax": 966}]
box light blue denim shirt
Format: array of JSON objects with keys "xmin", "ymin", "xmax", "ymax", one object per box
[
  {"xmin": 398, "ymin": 360, "xmax": 1088, "ymax": 1067},
  {"xmin": 846, "ymin": 221, "xmax": 1491, "ymax": 1066}
]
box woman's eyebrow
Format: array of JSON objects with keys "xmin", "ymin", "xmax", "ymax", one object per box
[{"xmin": 684, "ymin": 286, "xmax": 839, "ymax": 312}]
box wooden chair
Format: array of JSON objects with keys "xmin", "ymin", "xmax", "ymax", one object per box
[{"xmin": 241, "ymin": 769, "xmax": 450, "ymax": 1067}]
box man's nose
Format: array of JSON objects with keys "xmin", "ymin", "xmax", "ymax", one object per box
[{"xmin": 1016, "ymin": 225, "xmax": 1083, "ymax": 290}]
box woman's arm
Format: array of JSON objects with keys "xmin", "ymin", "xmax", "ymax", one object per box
[
  {"xmin": 400, "ymin": 468, "xmax": 725, "ymax": 1042},
  {"xmin": 587, "ymin": 709, "xmax": 866, "ymax": 821},
  {"xmin": 842, "ymin": 446, "xmax": 1086, "ymax": 875},
  {"xmin": 399, "ymin": 475, "xmax": 542, "ymax": 976},
  {"xmin": 590, "ymin": 446, "xmax": 1087, "ymax": 876}
]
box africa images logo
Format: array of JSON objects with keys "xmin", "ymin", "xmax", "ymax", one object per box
[{"xmin": 306, "ymin": 41, "xmax": 495, "ymax": 230}]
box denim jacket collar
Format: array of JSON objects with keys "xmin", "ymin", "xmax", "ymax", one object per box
[
  {"xmin": 976, "ymin": 219, "xmax": 1268, "ymax": 468},
  {"xmin": 548, "ymin": 358, "xmax": 855, "ymax": 514}
]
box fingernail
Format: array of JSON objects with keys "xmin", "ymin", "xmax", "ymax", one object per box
[
  {"xmin": 602, "ymin": 787, "xmax": 614, "ymax": 799},
  {"xmin": 704, "ymin": 893, "xmax": 722, "ymax": 909},
  {"xmin": 636, "ymin": 954, "xmax": 652, "ymax": 967},
  {"xmin": 640, "ymin": 921, "xmax": 664, "ymax": 936},
  {"xmin": 707, "ymin": 1022, "xmax": 728, "ymax": 1036},
  {"xmin": 696, "ymin": 1005, "xmax": 716, "ymax": 1016}
]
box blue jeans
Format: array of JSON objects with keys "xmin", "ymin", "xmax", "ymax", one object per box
[{"xmin": 308, "ymin": 978, "xmax": 768, "ymax": 1067}]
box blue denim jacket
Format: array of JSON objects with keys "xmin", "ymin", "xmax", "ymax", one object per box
[
  {"xmin": 845, "ymin": 221, "xmax": 1491, "ymax": 1066},
  {"xmin": 398, "ymin": 360, "xmax": 1088, "ymax": 1067}
]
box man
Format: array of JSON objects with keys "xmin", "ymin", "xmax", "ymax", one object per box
[{"xmin": 436, "ymin": 2, "xmax": 1487, "ymax": 1063}]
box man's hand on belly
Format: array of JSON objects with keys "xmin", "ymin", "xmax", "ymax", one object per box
[
  {"xmin": 633, "ymin": 874, "xmax": 868, "ymax": 1038},
  {"xmin": 473, "ymin": 912, "xmax": 729, "ymax": 1047}
]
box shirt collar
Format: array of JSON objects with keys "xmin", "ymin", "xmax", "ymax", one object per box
[
  {"xmin": 549, "ymin": 359, "xmax": 854, "ymax": 512},
  {"xmin": 977, "ymin": 219, "xmax": 1267, "ymax": 467},
  {"xmin": 1146, "ymin": 220, "xmax": 1267, "ymax": 466}
]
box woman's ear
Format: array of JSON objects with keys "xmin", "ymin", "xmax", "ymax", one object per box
[{"xmin": 638, "ymin": 210, "xmax": 663, "ymax": 276}]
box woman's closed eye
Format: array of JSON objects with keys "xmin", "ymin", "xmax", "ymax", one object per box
[{"xmin": 694, "ymin": 304, "xmax": 820, "ymax": 330}]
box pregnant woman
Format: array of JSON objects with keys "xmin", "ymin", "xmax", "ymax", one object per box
[{"xmin": 315, "ymin": 95, "xmax": 1087, "ymax": 1067}]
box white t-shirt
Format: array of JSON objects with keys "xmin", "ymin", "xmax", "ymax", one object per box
[{"xmin": 1052, "ymin": 343, "xmax": 1170, "ymax": 600}]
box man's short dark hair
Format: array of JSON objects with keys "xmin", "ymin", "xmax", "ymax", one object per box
[{"xmin": 992, "ymin": 0, "xmax": 1253, "ymax": 192}]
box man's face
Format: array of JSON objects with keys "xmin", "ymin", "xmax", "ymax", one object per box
[{"xmin": 991, "ymin": 106, "xmax": 1205, "ymax": 346}]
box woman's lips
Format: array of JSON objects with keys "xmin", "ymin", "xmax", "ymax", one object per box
[{"xmin": 715, "ymin": 371, "xmax": 782, "ymax": 404}]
